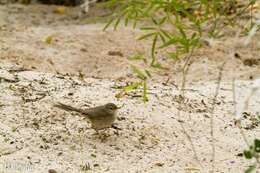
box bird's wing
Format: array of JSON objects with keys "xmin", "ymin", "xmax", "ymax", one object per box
[{"xmin": 84, "ymin": 106, "xmax": 108, "ymax": 119}]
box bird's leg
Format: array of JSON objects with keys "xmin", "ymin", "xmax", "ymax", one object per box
[
  {"xmin": 111, "ymin": 124, "xmax": 122, "ymax": 136},
  {"xmin": 93, "ymin": 129, "xmax": 100, "ymax": 135},
  {"xmin": 95, "ymin": 130, "xmax": 110, "ymax": 142},
  {"xmin": 92, "ymin": 129, "xmax": 106, "ymax": 141}
]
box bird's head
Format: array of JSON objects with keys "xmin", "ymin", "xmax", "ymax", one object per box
[{"xmin": 105, "ymin": 103, "xmax": 119, "ymax": 114}]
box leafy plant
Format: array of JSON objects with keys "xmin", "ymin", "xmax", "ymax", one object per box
[
  {"xmin": 243, "ymin": 138, "xmax": 260, "ymax": 173},
  {"xmin": 104, "ymin": 0, "xmax": 256, "ymax": 101},
  {"xmin": 104, "ymin": 0, "xmax": 256, "ymax": 62},
  {"xmin": 112, "ymin": 64, "xmax": 151, "ymax": 102},
  {"xmin": 129, "ymin": 65, "xmax": 150, "ymax": 102}
]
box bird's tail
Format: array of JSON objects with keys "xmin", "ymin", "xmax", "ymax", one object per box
[{"xmin": 54, "ymin": 102, "xmax": 84, "ymax": 114}]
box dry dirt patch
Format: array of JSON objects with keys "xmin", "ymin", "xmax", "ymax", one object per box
[{"xmin": 0, "ymin": 66, "xmax": 259, "ymax": 173}]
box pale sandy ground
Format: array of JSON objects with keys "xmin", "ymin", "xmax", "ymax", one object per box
[{"xmin": 0, "ymin": 3, "xmax": 260, "ymax": 173}]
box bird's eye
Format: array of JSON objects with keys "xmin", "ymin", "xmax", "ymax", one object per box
[{"xmin": 106, "ymin": 103, "xmax": 117, "ymax": 110}]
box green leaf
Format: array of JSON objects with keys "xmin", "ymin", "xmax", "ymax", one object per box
[
  {"xmin": 90, "ymin": 153, "xmax": 96, "ymax": 158},
  {"xmin": 45, "ymin": 36, "xmax": 53, "ymax": 44},
  {"xmin": 143, "ymin": 80, "xmax": 148, "ymax": 102},
  {"xmin": 140, "ymin": 27, "xmax": 156, "ymax": 30},
  {"xmin": 151, "ymin": 62, "xmax": 164, "ymax": 69},
  {"xmin": 145, "ymin": 70, "xmax": 152, "ymax": 78},
  {"xmin": 158, "ymin": 32, "xmax": 166, "ymax": 43},
  {"xmin": 177, "ymin": 26, "xmax": 187, "ymax": 39},
  {"xmin": 113, "ymin": 17, "xmax": 121, "ymax": 30},
  {"xmin": 151, "ymin": 34, "xmax": 158, "ymax": 65},
  {"xmin": 111, "ymin": 85, "xmax": 123, "ymax": 89},
  {"xmin": 244, "ymin": 150, "xmax": 253, "ymax": 159},
  {"xmin": 254, "ymin": 139, "xmax": 260, "ymax": 153},
  {"xmin": 245, "ymin": 165, "xmax": 256, "ymax": 173},
  {"xmin": 132, "ymin": 19, "xmax": 137, "ymax": 28},
  {"xmin": 160, "ymin": 29, "xmax": 172, "ymax": 39},
  {"xmin": 124, "ymin": 17, "xmax": 129, "ymax": 27},
  {"xmin": 131, "ymin": 65, "xmax": 146, "ymax": 80},
  {"xmin": 138, "ymin": 33, "xmax": 156, "ymax": 40},
  {"xmin": 151, "ymin": 17, "xmax": 158, "ymax": 25},
  {"xmin": 103, "ymin": 17, "xmax": 114, "ymax": 31},
  {"xmin": 168, "ymin": 52, "xmax": 179, "ymax": 59},
  {"xmin": 249, "ymin": 0, "xmax": 256, "ymax": 5},
  {"xmin": 123, "ymin": 82, "xmax": 141, "ymax": 92},
  {"xmin": 128, "ymin": 54, "xmax": 145, "ymax": 60},
  {"xmin": 143, "ymin": 3, "xmax": 154, "ymax": 16},
  {"xmin": 159, "ymin": 36, "xmax": 179, "ymax": 48},
  {"xmin": 158, "ymin": 16, "xmax": 167, "ymax": 25}
]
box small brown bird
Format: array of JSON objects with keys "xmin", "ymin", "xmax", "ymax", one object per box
[{"xmin": 54, "ymin": 102, "xmax": 119, "ymax": 131}]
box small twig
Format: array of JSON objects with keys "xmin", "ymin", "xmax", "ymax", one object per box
[
  {"xmin": 232, "ymin": 79, "xmax": 260, "ymax": 166},
  {"xmin": 162, "ymin": 76, "xmax": 171, "ymax": 86},
  {"xmin": 209, "ymin": 61, "xmax": 226, "ymax": 173},
  {"xmin": 8, "ymin": 67, "xmax": 31, "ymax": 73},
  {"xmin": 232, "ymin": 79, "xmax": 250, "ymax": 147},
  {"xmin": 0, "ymin": 147, "xmax": 23, "ymax": 157},
  {"xmin": 0, "ymin": 76, "xmax": 19, "ymax": 83},
  {"xmin": 244, "ymin": 88, "xmax": 258, "ymax": 111},
  {"xmin": 176, "ymin": 52, "xmax": 202, "ymax": 168},
  {"xmin": 22, "ymin": 93, "xmax": 47, "ymax": 102}
]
